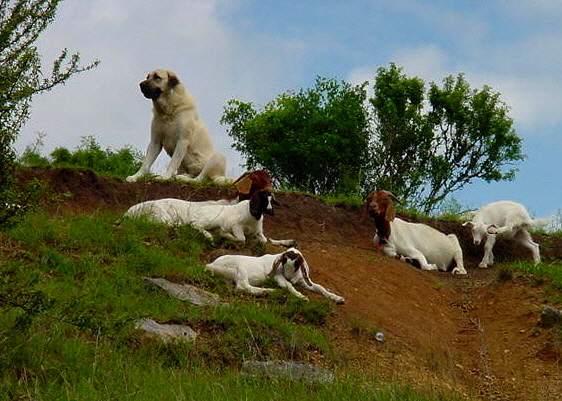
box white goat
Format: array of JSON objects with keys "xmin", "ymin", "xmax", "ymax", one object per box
[
  {"xmin": 123, "ymin": 189, "xmax": 296, "ymax": 246},
  {"xmin": 365, "ymin": 190, "xmax": 467, "ymax": 275},
  {"xmin": 463, "ymin": 200, "xmax": 548, "ymax": 268},
  {"xmin": 205, "ymin": 248, "xmax": 345, "ymax": 303}
]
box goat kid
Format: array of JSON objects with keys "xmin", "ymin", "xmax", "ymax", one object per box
[
  {"xmin": 463, "ymin": 200, "xmax": 549, "ymax": 268},
  {"xmin": 206, "ymin": 248, "xmax": 345, "ymax": 303},
  {"xmin": 124, "ymin": 189, "xmax": 296, "ymax": 246},
  {"xmin": 365, "ymin": 190, "xmax": 467, "ymax": 275}
]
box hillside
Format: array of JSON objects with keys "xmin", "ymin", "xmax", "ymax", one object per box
[{"xmin": 14, "ymin": 167, "xmax": 562, "ymax": 401}]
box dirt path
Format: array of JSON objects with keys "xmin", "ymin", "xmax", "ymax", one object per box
[{"xmin": 16, "ymin": 167, "xmax": 562, "ymax": 401}]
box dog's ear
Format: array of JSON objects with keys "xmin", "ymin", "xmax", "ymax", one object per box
[{"xmin": 167, "ymin": 71, "xmax": 180, "ymax": 88}]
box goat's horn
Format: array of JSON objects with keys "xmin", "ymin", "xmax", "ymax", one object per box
[{"xmin": 383, "ymin": 190, "xmax": 401, "ymax": 204}]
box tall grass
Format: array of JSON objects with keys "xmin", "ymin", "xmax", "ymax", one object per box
[{"xmin": 0, "ymin": 211, "xmax": 464, "ymax": 400}]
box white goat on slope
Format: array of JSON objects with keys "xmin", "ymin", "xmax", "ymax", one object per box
[
  {"xmin": 463, "ymin": 200, "xmax": 549, "ymax": 268},
  {"xmin": 206, "ymin": 248, "xmax": 345, "ymax": 303},
  {"xmin": 123, "ymin": 189, "xmax": 295, "ymax": 246},
  {"xmin": 365, "ymin": 190, "xmax": 467, "ymax": 275}
]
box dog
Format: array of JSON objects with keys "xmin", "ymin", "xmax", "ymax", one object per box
[{"xmin": 126, "ymin": 69, "xmax": 228, "ymax": 183}]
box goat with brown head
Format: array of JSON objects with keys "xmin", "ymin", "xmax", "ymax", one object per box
[{"xmin": 365, "ymin": 190, "xmax": 400, "ymax": 245}]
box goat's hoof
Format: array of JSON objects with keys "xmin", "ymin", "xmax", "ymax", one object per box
[
  {"xmin": 452, "ymin": 268, "xmax": 467, "ymax": 275},
  {"xmin": 334, "ymin": 297, "xmax": 345, "ymax": 304},
  {"xmin": 478, "ymin": 262, "xmax": 489, "ymax": 268}
]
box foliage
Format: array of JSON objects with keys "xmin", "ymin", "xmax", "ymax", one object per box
[
  {"xmin": 366, "ymin": 63, "xmax": 432, "ymax": 203},
  {"xmin": 222, "ymin": 63, "xmax": 524, "ymax": 213},
  {"xmin": 19, "ymin": 134, "xmax": 143, "ymax": 179},
  {"xmin": 222, "ymin": 76, "xmax": 370, "ymax": 195},
  {"xmin": 0, "ymin": 0, "xmax": 99, "ymax": 227},
  {"xmin": 367, "ymin": 64, "xmax": 524, "ymax": 213}
]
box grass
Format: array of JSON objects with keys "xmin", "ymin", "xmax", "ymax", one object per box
[{"xmin": 0, "ymin": 210, "xmax": 466, "ymax": 401}]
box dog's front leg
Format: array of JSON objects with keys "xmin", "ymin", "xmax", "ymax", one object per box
[
  {"xmin": 126, "ymin": 140, "xmax": 162, "ymax": 182},
  {"xmin": 157, "ymin": 138, "xmax": 189, "ymax": 180}
]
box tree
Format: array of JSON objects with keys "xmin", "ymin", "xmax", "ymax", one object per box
[
  {"xmin": 366, "ymin": 63, "xmax": 433, "ymax": 202},
  {"xmin": 367, "ymin": 64, "xmax": 524, "ymax": 213},
  {"xmin": 222, "ymin": 77, "xmax": 370, "ymax": 195},
  {"xmin": 0, "ymin": 0, "xmax": 99, "ymax": 226},
  {"xmin": 221, "ymin": 64, "xmax": 524, "ymax": 212}
]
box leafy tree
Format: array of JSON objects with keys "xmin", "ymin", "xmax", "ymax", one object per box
[
  {"xmin": 366, "ymin": 63, "xmax": 433, "ymax": 202},
  {"xmin": 422, "ymin": 74, "xmax": 524, "ymax": 212},
  {"xmin": 0, "ymin": 0, "xmax": 98, "ymax": 227},
  {"xmin": 222, "ymin": 77, "xmax": 370, "ymax": 195},
  {"xmin": 367, "ymin": 64, "xmax": 524, "ymax": 213},
  {"xmin": 221, "ymin": 64, "xmax": 524, "ymax": 212}
]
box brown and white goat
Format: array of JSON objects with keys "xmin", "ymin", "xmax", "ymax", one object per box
[
  {"xmin": 365, "ymin": 190, "xmax": 467, "ymax": 274},
  {"xmin": 206, "ymin": 247, "xmax": 344, "ymax": 303}
]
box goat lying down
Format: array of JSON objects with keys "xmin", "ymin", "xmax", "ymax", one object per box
[
  {"xmin": 365, "ymin": 190, "xmax": 467, "ymax": 275},
  {"xmin": 463, "ymin": 200, "xmax": 548, "ymax": 268},
  {"xmin": 206, "ymin": 248, "xmax": 345, "ymax": 303},
  {"xmin": 124, "ymin": 189, "xmax": 296, "ymax": 247}
]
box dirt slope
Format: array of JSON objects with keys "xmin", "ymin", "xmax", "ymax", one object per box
[{"xmin": 16, "ymin": 167, "xmax": 562, "ymax": 401}]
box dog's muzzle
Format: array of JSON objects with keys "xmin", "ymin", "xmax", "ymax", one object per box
[{"xmin": 139, "ymin": 81, "xmax": 162, "ymax": 100}]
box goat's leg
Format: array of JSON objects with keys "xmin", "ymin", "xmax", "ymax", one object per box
[
  {"xmin": 401, "ymin": 248, "xmax": 438, "ymax": 271},
  {"xmin": 221, "ymin": 226, "xmax": 247, "ymax": 242},
  {"xmin": 515, "ymin": 230, "xmax": 541, "ymax": 265},
  {"xmin": 268, "ymin": 238, "xmax": 297, "ymax": 247},
  {"xmin": 235, "ymin": 279, "xmax": 274, "ymax": 295},
  {"xmin": 274, "ymin": 277, "xmax": 308, "ymax": 301},
  {"xmin": 300, "ymin": 280, "xmax": 345, "ymax": 304},
  {"xmin": 447, "ymin": 234, "xmax": 467, "ymax": 275},
  {"xmin": 480, "ymin": 233, "xmax": 497, "ymax": 268}
]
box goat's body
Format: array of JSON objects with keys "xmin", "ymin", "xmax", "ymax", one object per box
[
  {"xmin": 124, "ymin": 193, "xmax": 295, "ymax": 246},
  {"xmin": 466, "ymin": 201, "xmax": 547, "ymax": 267},
  {"xmin": 206, "ymin": 249, "xmax": 344, "ymax": 303},
  {"xmin": 378, "ymin": 217, "xmax": 466, "ymax": 274}
]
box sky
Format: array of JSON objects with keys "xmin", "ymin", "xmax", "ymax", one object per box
[{"xmin": 16, "ymin": 0, "xmax": 562, "ymax": 219}]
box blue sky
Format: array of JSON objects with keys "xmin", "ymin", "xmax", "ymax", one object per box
[{"xmin": 16, "ymin": 0, "xmax": 562, "ymax": 218}]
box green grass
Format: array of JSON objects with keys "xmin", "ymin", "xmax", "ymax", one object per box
[{"xmin": 0, "ymin": 210, "xmax": 466, "ymax": 400}]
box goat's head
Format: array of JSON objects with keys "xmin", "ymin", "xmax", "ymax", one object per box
[
  {"xmin": 365, "ymin": 190, "xmax": 399, "ymax": 221},
  {"xmin": 463, "ymin": 221, "xmax": 497, "ymax": 245},
  {"xmin": 234, "ymin": 170, "xmax": 276, "ymax": 202},
  {"xmin": 249, "ymin": 189, "xmax": 279, "ymax": 220},
  {"xmin": 365, "ymin": 190, "xmax": 400, "ymax": 245},
  {"xmin": 269, "ymin": 248, "xmax": 313, "ymax": 285}
]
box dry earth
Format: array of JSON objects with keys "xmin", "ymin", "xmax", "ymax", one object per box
[{"xmin": 15, "ymin": 167, "xmax": 562, "ymax": 401}]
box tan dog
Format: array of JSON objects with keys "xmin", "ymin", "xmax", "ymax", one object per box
[{"xmin": 126, "ymin": 69, "xmax": 228, "ymax": 183}]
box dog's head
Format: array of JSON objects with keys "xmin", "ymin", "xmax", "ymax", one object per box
[{"xmin": 139, "ymin": 69, "xmax": 180, "ymax": 101}]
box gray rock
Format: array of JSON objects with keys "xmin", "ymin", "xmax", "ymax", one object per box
[
  {"xmin": 143, "ymin": 276, "xmax": 221, "ymax": 307},
  {"xmin": 135, "ymin": 318, "xmax": 197, "ymax": 343},
  {"xmin": 242, "ymin": 360, "xmax": 334, "ymax": 383},
  {"xmin": 537, "ymin": 305, "xmax": 562, "ymax": 328}
]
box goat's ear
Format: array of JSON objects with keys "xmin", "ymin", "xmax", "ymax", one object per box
[
  {"xmin": 268, "ymin": 255, "xmax": 285, "ymax": 278},
  {"xmin": 249, "ymin": 194, "xmax": 261, "ymax": 217},
  {"xmin": 385, "ymin": 200, "xmax": 396, "ymax": 222},
  {"xmin": 486, "ymin": 224, "xmax": 498, "ymax": 235},
  {"xmin": 234, "ymin": 173, "xmax": 253, "ymax": 195}
]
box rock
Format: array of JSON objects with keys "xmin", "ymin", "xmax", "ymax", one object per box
[
  {"xmin": 143, "ymin": 277, "xmax": 221, "ymax": 307},
  {"xmin": 135, "ymin": 318, "xmax": 197, "ymax": 343},
  {"xmin": 537, "ymin": 305, "xmax": 562, "ymax": 328},
  {"xmin": 242, "ymin": 360, "xmax": 334, "ymax": 383}
]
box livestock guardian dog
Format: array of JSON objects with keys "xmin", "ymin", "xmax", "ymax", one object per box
[{"xmin": 126, "ymin": 69, "xmax": 228, "ymax": 184}]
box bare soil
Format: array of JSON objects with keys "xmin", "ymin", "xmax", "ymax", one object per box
[{"xmin": 15, "ymin": 167, "xmax": 562, "ymax": 401}]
